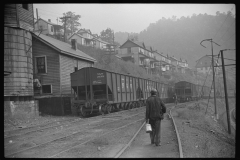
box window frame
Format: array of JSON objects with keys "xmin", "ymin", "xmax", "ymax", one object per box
[
  {"xmin": 41, "ymin": 84, "xmax": 52, "ymax": 94},
  {"xmin": 22, "ymin": 4, "xmax": 29, "ymax": 10},
  {"xmin": 35, "ymin": 55, "xmax": 47, "ymax": 74}
]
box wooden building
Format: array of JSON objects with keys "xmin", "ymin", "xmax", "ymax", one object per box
[
  {"xmin": 32, "ymin": 33, "xmax": 96, "ymax": 115},
  {"xmin": 4, "ymin": 4, "xmax": 34, "ymax": 99},
  {"xmin": 4, "ymin": 4, "xmax": 38, "ymax": 119},
  {"xmin": 34, "ymin": 18, "xmax": 63, "ymax": 36},
  {"xmin": 195, "ymin": 55, "xmax": 220, "ymax": 75}
]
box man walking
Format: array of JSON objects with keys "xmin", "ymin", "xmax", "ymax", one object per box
[
  {"xmin": 173, "ymin": 93, "xmax": 178, "ymax": 105},
  {"xmin": 146, "ymin": 89, "xmax": 166, "ymax": 146}
]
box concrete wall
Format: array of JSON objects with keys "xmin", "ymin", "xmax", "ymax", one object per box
[{"xmin": 4, "ymin": 100, "xmax": 39, "ymax": 119}]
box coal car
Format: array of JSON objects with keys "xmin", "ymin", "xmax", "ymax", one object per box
[
  {"xmin": 175, "ymin": 81, "xmax": 211, "ymax": 102},
  {"xmin": 70, "ymin": 67, "xmax": 169, "ymax": 117}
]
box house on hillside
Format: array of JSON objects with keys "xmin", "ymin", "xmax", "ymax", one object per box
[
  {"xmin": 177, "ymin": 58, "xmax": 188, "ymax": 73},
  {"xmin": 168, "ymin": 56, "xmax": 179, "ymax": 72},
  {"xmin": 68, "ymin": 28, "xmax": 112, "ymax": 51},
  {"xmin": 153, "ymin": 51, "xmax": 172, "ymax": 74},
  {"xmin": 118, "ymin": 39, "xmax": 158, "ymax": 75},
  {"xmin": 34, "ymin": 18, "xmax": 63, "ymax": 36},
  {"xmin": 195, "ymin": 55, "xmax": 220, "ymax": 75},
  {"xmin": 32, "ymin": 32, "xmax": 96, "ymax": 116}
]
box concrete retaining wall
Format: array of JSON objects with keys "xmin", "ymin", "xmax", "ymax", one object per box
[{"xmin": 4, "ymin": 100, "xmax": 39, "ymax": 120}]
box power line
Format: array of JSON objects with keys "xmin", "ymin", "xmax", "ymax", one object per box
[
  {"xmin": 218, "ymin": 19, "xmax": 235, "ymax": 44},
  {"xmin": 37, "ymin": 8, "xmax": 63, "ymax": 17},
  {"xmin": 213, "ymin": 6, "xmax": 234, "ymax": 40}
]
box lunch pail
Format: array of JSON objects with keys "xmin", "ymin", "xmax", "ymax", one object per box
[{"xmin": 146, "ymin": 123, "xmax": 152, "ymax": 133}]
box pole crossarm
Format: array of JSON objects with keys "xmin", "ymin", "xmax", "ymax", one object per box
[
  {"xmin": 200, "ymin": 38, "xmax": 221, "ymax": 120},
  {"xmin": 200, "ymin": 39, "xmax": 221, "ymax": 48}
]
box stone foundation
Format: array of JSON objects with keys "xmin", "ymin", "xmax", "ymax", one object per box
[{"xmin": 4, "ymin": 100, "xmax": 39, "ymax": 120}]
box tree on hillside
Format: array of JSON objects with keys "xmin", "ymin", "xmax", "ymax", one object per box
[
  {"xmin": 100, "ymin": 28, "xmax": 114, "ymax": 44},
  {"xmin": 129, "ymin": 34, "xmax": 138, "ymax": 41},
  {"xmin": 60, "ymin": 11, "xmax": 81, "ymax": 35}
]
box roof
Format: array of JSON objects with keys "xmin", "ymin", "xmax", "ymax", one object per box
[
  {"xmin": 93, "ymin": 37, "xmax": 110, "ymax": 44},
  {"xmin": 77, "ymin": 28, "xmax": 92, "ymax": 34},
  {"xmin": 116, "ymin": 53, "xmax": 134, "ymax": 58},
  {"xmin": 169, "ymin": 56, "xmax": 178, "ymax": 61},
  {"xmin": 32, "ymin": 32, "xmax": 96, "ymax": 63},
  {"xmin": 68, "ymin": 33, "xmax": 85, "ymax": 40},
  {"xmin": 195, "ymin": 55, "xmax": 218, "ymax": 67},
  {"xmin": 68, "ymin": 33, "xmax": 109, "ymax": 44},
  {"xmin": 34, "ymin": 18, "xmax": 61, "ymax": 27}
]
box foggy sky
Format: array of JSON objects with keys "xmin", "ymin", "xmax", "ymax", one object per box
[{"xmin": 33, "ymin": 3, "xmax": 235, "ymax": 35}]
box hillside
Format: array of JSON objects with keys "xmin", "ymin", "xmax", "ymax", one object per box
[{"xmin": 114, "ymin": 12, "xmax": 235, "ymax": 69}]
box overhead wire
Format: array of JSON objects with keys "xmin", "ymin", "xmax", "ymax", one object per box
[
  {"xmin": 37, "ymin": 8, "xmax": 63, "ymax": 17},
  {"xmin": 213, "ymin": 6, "xmax": 234, "ymax": 40},
  {"xmin": 218, "ymin": 19, "xmax": 235, "ymax": 44}
]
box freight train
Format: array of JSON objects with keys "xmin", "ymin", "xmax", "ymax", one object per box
[
  {"xmin": 70, "ymin": 67, "xmax": 176, "ymax": 117},
  {"xmin": 70, "ymin": 67, "xmax": 211, "ymax": 117},
  {"xmin": 174, "ymin": 81, "xmax": 211, "ymax": 102}
]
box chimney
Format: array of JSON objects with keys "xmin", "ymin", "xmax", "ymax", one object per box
[
  {"xmin": 71, "ymin": 39, "xmax": 77, "ymax": 50},
  {"xmin": 48, "ymin": 19, "xmax": 51, "ymax": 22}
]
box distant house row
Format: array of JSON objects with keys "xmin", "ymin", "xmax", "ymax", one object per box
[
  {"xmin": 116, "ymin": 39, "xmax": 221, "ymax": 77},
  {"xmin": 34, "ymin": 18, "xmax": 115, "ymax": 52},
  {"xmin": 116, "ymin": 39, "xmax": 191, "ymax": 77}
]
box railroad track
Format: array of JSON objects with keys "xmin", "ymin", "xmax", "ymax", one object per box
[
  {"xmin": 5, "ymin": 107, "xmax": 146, "ymax": 158},
  {"xmin": 113, "ymin": 103, "xmax": 185, "ymax": 158},
  {"xmin": 5, "ymin": 102, "xmax": 195, "ymax": 158},
  {"xmin": 4, "ymin": 106, "xmax": 145, "ymax": 147}
]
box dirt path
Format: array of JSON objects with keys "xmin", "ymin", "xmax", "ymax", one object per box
[{"xmin": 119, "ymin": 112, "xmax": 179, "ymax": 158}]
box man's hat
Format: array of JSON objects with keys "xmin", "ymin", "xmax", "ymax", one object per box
[{"xmin": 150, "ymin": 88, "xmax": 157, "ymax": 94}]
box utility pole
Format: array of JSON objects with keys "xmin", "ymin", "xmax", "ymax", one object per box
[
  {"xmin": 60, "ymin": 16, "xmax": 72, "ymax": 42},
  {"xmin": 36, "ymin": 8, "xmax": 39, "ymax": 31},
  {"xmin": 200, "ymin": 39, "xmax": 220, "ymax": 119},
  {"xmin": 220, "ymin": 49, "xmax": 235, "ymax": 134}
]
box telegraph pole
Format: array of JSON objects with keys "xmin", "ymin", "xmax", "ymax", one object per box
[
  {"xmin": 60, "ymin": 16, "xmax": 72, "ymax": 42},
  {"xmin": 36, "ymin": 8, "xmax": 39, "ymax": 31},
  {"xmin": 220, "ymin": 49, "xmax": 232, "ymax": 134},
  {"xmin": 200, "ymin": 39, "xmax": 220, "ymax": 119}
]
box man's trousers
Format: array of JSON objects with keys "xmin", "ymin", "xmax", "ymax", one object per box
[{"xmin": 149, "ymin": 119, "xmax": 161, "ymax": 146}]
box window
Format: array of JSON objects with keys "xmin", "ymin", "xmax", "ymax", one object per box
[
  {"xmin": 42, "ymin": 84, "xmax": 52, "ymax": 94},
  {"xmin": 22, "ymin": 4, "xmax": 28, "ymax": 10},
  {"xmin": 36, "ymin": 56, "xmax": 47, "ymax": 73},
  {"xmin": 51, "ymin": 26, "xmax": 53, "ymax": 32},
  {"xmin": 127, "ymin": 47, "xmax": 131, "ymax": 53}
]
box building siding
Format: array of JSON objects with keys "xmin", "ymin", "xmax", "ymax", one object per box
[
  {"xmin": 60, "ymin": 54, "xmax": 93, "ymax": 95},
  {"xmin": 32, "ymin": 37, "xmax": 61, "ymax": 95},
  {"xmin": 17, "ymin": 4, "xmax": 34, "ymax": 31},
  {"xmin": 4, "ymin": 27, "xmax": 33, "ymax": 96},
  {"xmin": 69, "ymin": 34, "xmax": 83, "ymax": 45},
  {"xmin": 4, "ymin": 4, "xmax": 18, "ymax": 28},
  {"xmin": 34, "ymin": 20, "xmax": 49, "ymax": 34}
]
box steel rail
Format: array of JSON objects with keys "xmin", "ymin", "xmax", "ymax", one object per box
[
  {"xmin": 114, "ymin": 102, "xmax": 191, "ymax": 158},
  {"xmin": 5, "ymin": 111, "xmax": 145, "ymax": 158},
  {"xmin": 170, "ymin": 105, "xmax": 183, "ymax": 158},
  {"xmin": 4, "ymin": 106, "xmax": 144, "ymax": 140},
  {"xmin": 49, "ymin": 118, "xmax": 145, "ymax": 158},
  {"xmin": 4, "ymin": 117, "xmax": 78, "ymax": 133},
  {"xmin": 114, "ymin": 121, "xmax": 146, "ymax": 158}
]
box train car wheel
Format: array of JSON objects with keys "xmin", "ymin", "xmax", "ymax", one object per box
[
  {"xmin": 132, "ymin": 102, "xmax": 136, "ymax": 109},
  {"xmin": 129, "ymin": 103, "xmax": 132, "ymax": 109},
  {"xmin": 80, "ymin": 106, "xmax": 89, "ymax": 117},
  {"xmin": 99, "ymin": 104, "xmax": 105, "ymax": 115},
  {"xmin": 106, "ymin": 104, "xmax": 112, "ymax": 114}
]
